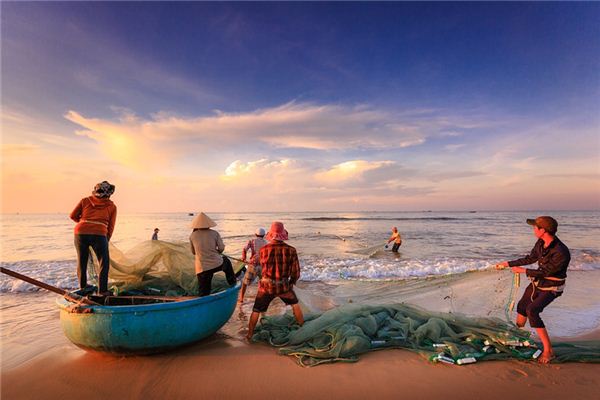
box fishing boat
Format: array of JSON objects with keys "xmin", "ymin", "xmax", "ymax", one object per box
[{"xmin": 56, "ymin": 283, "xmax": 240, "ymax": 354}]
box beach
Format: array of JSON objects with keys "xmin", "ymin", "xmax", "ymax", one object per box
[
  {"xmin": 2, "ymin": 275, "xmax": 600, "ymax": 400},
  {"xmin": 2, "ymin": 211, "xmax": 599, "ymax": 399}
]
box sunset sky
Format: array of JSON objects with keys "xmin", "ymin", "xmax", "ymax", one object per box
[{"xmin": 1, "ymin": 2, "xmax": 599, "ymax": 213}]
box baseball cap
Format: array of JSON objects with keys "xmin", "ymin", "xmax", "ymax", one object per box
[{"xmin": 526, "ymin": 216, "xmax": 558, "ymax": 234}]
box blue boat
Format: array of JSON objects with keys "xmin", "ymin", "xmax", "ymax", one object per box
[{"xmin": 56, "ymin": 283, "xmax": 240, "ymax": 354}]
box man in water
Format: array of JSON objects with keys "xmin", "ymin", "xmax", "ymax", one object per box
[
  {"xmin": 246, "ymin": 221, "xmax": 303, "ymax": 340},
  {"xmin": 238, "ymin": 227, "xmax": 268, "ymax": 304},
  {"xmin": 152, "ymin": 228, "xmax": 159, "ymax": 240},
  {"xmin": 497, "ymin": 216, "xmax": 570, "ymax": 363},
  {"xmin": 386, "ymin": 226, "xmax": 402, "ymax": 252}
]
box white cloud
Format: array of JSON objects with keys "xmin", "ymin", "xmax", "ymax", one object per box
[{"xmin": 65, "ymin": 101, "xmax": 492, "ymax": 169}]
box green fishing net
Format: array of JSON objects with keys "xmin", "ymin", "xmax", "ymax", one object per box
[
  {"xmin": 88, "ymin": 241, "xmax": 244, "ymax": 296},
  {"xmin": 252, "ymin": 303, "xmax": 600, "ymax": 366}
]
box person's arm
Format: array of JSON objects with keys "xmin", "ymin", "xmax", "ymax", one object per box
[
  {"xmin": 190, "ymin": 239, "xmax": 196, "ymax": 255},
  {"xmin": 289, "ymin": 249, "xmax": 300, "ymax": 286},
  {"xmin": 241, "ymin": 241, "xmax": 251, "ymax": 262},
  {"xmin": 106, "ymin": 205, "xmax": 117, "ymax": 241},
  {"xmin": 216, "ymin": 233, "xmax": 225, "ymax": 253},
  {"xmin": 525, "ymin": 249, "xmax": 569, "ymax": 279},
  {"xmin": 507, "ymin": 243, "xmax": 540, "ymax": 267},
  {"xmin": 69, "ymin": 199, "xmax": 83, "ymax": 223}
]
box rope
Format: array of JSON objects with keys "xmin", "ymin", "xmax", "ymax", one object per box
[{"xmin": 504, "ymin": 272, "xmax": 520, "ymax": 324}]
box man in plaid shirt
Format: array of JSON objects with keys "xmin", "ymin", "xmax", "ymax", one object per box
[{"xmin": 246, "ymin": 221, "xmax": 304, "ymax": 341}]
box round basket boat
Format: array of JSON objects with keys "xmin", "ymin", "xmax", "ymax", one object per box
[{"xmin": 56, "ymin": 283, "xmax": 240, "ymax": 354}]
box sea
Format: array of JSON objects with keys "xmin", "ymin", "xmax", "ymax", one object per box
[
  {"xmin": 1, "ymin": 210, "xmax": 600, "ymax": 369},
  {"xmin": 1, "ymin": 211, "xmax": 599, "ymax": 291}
]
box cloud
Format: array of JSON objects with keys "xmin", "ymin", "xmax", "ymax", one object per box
[
  {"xmin": 222, "ymin": 159, "xmax": 295, "ymax": 180},
  {"xmin": 1, "ymin": 143, "xmax": 40, "ymax": 156},
  {"xmin": 314, "ymin": 160, "xmax": 397, "ymax": 185},
  {"xmin": 65, "ymin": 101, "xmax": 494, "ymax": 169}
]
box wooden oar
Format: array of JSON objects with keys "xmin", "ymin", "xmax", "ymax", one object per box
[{"xmin": 0, "ymin": 267, "xmax": 100, "ymax": 306}]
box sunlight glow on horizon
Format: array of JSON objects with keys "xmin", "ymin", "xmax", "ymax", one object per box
[{"xmin": 1, "ymin": 3, "xmax": 599, "ymax": 212}]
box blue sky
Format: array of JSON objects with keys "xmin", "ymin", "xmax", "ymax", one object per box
[{"xmin": 2, "ymin": 2, "xmax": 599, "ymax": 212}]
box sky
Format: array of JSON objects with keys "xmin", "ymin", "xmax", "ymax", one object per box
[{"xmin": 1, "ymin": 2, "xmax": 599, "ymax": 213}]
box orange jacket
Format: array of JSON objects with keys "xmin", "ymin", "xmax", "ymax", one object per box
[{"xmin": 70, "ymin": 196, "xmax": 117, "ymax": 240}]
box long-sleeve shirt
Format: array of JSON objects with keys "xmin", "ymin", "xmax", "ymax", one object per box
[
  {"xmin": 190, "ymin": 229, "xmax": 225, "ymax": 274},
  {"xmin": 70, "ymin": 196, "xmax": 117, "ymax": 240},
  {"xmin": 508, "ymin": 237, "xmax": 570, "ymax": 287},
  {"xmin": 242, "ymin": 237, "xmax": 268, "ymax": 265},
  {"xmin": 258, "ymin": 241, "xmax": 300, "ymax": 295}
]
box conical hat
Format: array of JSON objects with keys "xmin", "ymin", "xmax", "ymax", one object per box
[{"xmin": 190, "ymin": 212, "xmax": 217, "ymax": 229}]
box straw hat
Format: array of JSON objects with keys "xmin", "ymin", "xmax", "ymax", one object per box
[
  {"xmin": 266, "ymin": 221, "xmax": 288, "ymax": 241},
  {"xmin": 190, "ymin": 212, "xmax": 217, "ymax": 229}
]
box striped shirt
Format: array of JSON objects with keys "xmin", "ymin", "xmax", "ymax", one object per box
[{"xmin": 258, "ymin": 241, "xmax": 300, "ymax": 295}]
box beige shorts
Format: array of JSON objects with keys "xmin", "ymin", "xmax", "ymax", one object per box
[{"xmin": 243, "ymin": 264, "xmax": 262, "ymax": 285}]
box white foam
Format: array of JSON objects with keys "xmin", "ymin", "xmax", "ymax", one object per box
[{"xmin": 0, "ymin": 261, "xmax": 79, "ymax": 293}]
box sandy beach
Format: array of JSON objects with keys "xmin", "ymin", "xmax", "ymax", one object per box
[
  {"xmin": 3, "ymin": 270, "xmax": 599, "ymax": 400},
  {"xmin": 3, "ymin": 327, "xmax": 599, "ymax": 400}
]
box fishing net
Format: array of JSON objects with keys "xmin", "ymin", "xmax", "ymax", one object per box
[
  {"xmin": 88, "ymin": 241, "xmax": 244, "ymax": 296},
  {"xmin": 252, "ymin": 303, "xmax": 600, "ymax": 367}
]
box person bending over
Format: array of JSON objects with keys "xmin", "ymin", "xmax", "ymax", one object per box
[
  {"xmin": 246, "ymin": 221, "xmax": 304, "ymax": 340},
  {"xmin": 189, "ymin": 212, "xmax": 236, "ymax": 296}
]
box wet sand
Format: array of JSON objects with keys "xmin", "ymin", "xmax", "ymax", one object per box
[
  {"xmin": 2, "ymin": 271, "xmax": 600, "ymax": 400},
  {"xmin": 3, "ymin": 333, "xmax": 599, "ymax": 400}
]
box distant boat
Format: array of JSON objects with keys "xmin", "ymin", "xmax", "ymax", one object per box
[
  {"xmin": 57, "ymin": 284, "xmax": 240, "ymax": 354},
  {"xmin": 469, "ymin": 211, "xmax": 477, "ymax": 213},
  {"xmin": 188, "ymin": 212, "xmax": 194, "ymax": 216}
]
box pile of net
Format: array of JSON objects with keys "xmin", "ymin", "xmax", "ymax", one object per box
[
  {"xmin": 88, "ymin": 241, "xmax": 244, "ymax": 296},
  {"xmin": 252, "ymin": 303, "xmax": 600, "ymax": 367}
]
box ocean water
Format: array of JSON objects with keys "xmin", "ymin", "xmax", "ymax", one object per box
[
  {"xmin": 1, "ymin": 210, "xmax": 600, "ymax": 366},
  {"xmin": 1, "ymin": 211, "xmax": 599, "ymax": 292}
]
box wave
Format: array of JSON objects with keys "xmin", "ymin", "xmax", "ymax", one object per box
[
  {"xmin": 2, "ymin": 251, "xmax": 598, "ymax": 293},
  {"xmin": 302, "ymin": 217, "xmax": 468, "ymax": 221}
]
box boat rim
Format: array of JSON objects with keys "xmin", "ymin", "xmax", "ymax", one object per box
[{"xmin": 56, "ymin": 282, "xmax": 241, "ymax": 314}]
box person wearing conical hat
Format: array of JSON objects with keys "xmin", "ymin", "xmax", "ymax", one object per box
[
  {"xmin": 189, "ymin": 212, "xmax": 236, "ymax": 296},
  {"xmin": 246, "ymin": 221, "xmax": 304, "ymax": 341},
  {"xmin": 69, "ymin": 181, "xmax": 117, "ymax": 296}
]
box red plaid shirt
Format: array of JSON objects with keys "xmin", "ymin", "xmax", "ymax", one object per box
[{"xmin": 258, "ymin": 241, "xmax": 300, "ymax": 295}]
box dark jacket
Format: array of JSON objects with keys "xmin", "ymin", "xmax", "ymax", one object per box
[{"xmin": 508, "ymin": 237, "xmax": 570, "ymax": 288}]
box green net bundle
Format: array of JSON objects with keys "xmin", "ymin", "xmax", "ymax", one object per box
[
  {"xmin": 88, "ymin": 241, "xmax": 244, "ymax": 296},
  {"xmin": 252, "ymin": 303, "xmax": 600, "ymax": 367}
]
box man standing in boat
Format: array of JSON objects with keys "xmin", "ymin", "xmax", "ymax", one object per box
[
  {"xmin": 69, "ymin": 181, "xmax": 117, "ymax": 296},
  {"xmin": 238, "ymin": 227, "xmax": 267, "ymax": 304},
  {"xmin": 246, "ymin": 221, "xmax": 304, "ymax": 341},
  {"xmin": 189, "ymin": 212, "xmax": 236, "ymax": 296},
  {"xmin": 497, "ymin": 216, "xmax": 570, "ymax": 364}
]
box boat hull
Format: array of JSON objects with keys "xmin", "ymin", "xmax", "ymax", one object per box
[{"xmin": 57, "ymin": 283, "xmax": 240, "ymax": 354}]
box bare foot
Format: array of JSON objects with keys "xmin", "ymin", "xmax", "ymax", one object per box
[
  {"xmin": 244, "ymin": 334, "xmax": 253, "ymax": 343},
  {"xmin": 538, "ymin": 352, "xmax": 555, "ymax": 364}
]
